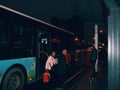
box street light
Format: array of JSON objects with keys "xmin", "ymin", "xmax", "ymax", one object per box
[
  {"xmin": 99, "ymin": 29, "xmax": 104, "ymax": 33},
  {"xmin": 74, "ymin": 37, "xmax": 79, "ymax": 42}
]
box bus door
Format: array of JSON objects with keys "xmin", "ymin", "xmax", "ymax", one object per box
[{"xmin": 38, "ymin": 33, "xmax": 50, "ymax": 73}]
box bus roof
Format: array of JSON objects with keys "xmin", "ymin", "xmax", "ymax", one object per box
[{"xmin": 0, "ymin": 4, "xmax": 74, "ymax": 35}]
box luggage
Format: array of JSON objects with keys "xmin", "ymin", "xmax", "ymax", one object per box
[{"xmin": 43, "ymin": 71, "xmax": 50, "ymax": 83}]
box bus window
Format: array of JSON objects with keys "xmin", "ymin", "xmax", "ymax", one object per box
[
  {"xmin": 13, "ymin": 25, "xmax": 35, "ymax": 58},
  {"xmin": 13, "ymin": 25, "xmax": 34, "ymax": 47},
  {"xmin": 0, "ymin": 21, "xmax": 9, "ymax": 47},
  {"xmin": 0, "ymin": 21, "xmax": 11, "ymax": 59}
]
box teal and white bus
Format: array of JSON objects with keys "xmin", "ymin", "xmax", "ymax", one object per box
[{"xmin": 0, "ymin": 5, "xmax": 75, "ymax": 90}]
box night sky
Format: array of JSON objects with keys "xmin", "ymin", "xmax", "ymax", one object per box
[
  {"xmin": 1, "ymin": 0, "xmax": 109, "ymax": 44},
  {"xmin": 1, "ymin": 0, "xmax": 104, "ymax": 23}
]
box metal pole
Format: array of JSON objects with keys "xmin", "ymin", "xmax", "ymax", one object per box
[{"xmin": 95, "ymin": 24, "xmax": 98, "ymax": 72}]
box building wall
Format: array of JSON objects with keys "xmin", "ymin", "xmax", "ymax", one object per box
[{"xmin": 108, "ymin": 8, "xmax": 120, "ymax": 90}]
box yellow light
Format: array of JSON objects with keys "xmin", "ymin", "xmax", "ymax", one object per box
[
  {"xmin": 100, "ymin": 30, "xmax": 103, "ymax": 33},
  {"xmin": 29, "ymin": 78, "xmax": 32, "ymax": 81},
  {"xmin": 74, "ymin": 37, "xmax": 78, "ymax": 41}
]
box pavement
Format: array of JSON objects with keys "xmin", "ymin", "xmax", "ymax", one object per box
[
  {"xmin": 66, "ymin": 63, "xmax": 108, "ymax": 90},
  {"xmin": 24, "ymin": 52, "xmax": 108, "ymax": 90}
]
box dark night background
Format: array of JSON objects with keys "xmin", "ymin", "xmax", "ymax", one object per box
[
  {"xmin": 1, "ymin": 0, "xmax": 105, "ymax": 22},
  {"xmin": 1, "ymin": 1, "xmax": 120, "ymax": 90},
  {"xmin": 1, "ymin": 0, "xmax": 119, "ymax": 45}
]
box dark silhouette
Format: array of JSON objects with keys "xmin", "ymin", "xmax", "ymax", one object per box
[
  {"xmin": 89, "ymin": 45, "xmax": 97, "ymax": 77},
  {"xmin": 56, "ymin": 49, "xmax": 68, "ymax": 87}
]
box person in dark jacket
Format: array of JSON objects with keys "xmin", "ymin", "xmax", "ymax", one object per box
[
  {"xmin": 56, "ymin": 49, "xmax": 68, "ymax": 87},
  {"xmin": 89, "ymin": 45, "xmax": 97, "ymax": 77},
  {"xmin": 98, "ymin": 47, "xmax": 108, "ymax": 68}
]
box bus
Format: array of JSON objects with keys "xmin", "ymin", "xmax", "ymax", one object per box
[{"xmin": 0, "ymin": 5, "xmax": 81, "ymax": 90}]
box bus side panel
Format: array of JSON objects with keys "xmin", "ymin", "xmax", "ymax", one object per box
[{"xmin": 0, "ymin": 57, "xmax": 36, "ymax": 84}]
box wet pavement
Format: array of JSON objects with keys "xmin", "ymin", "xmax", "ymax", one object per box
[
  {"xmin": 67, "ymin": 67, "xmax": 107, "ymax": 90},
  {"xmin": 24, "ymin": 64, "xmax": 107, "ymax": 90},
  {"xmin": 24, "ymin": 51, "xmax": 108, "ymax": 90}
]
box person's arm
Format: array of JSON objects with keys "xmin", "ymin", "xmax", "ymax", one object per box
[
  {"xmin": 53, "ymin": 58, "xmax": 58, "ymax": 64},
  {"xmin": 45, "ymin": 57, "xmax": 51, "ymax": 70}
]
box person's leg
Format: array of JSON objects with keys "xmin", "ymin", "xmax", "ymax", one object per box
[
  {"xmin": 56, "ymin": 74, "xmax": 66, "ymax": 87},
  {"xmin": 91, "ymin": 63, "xmax": 96, "ymax": 77},
  {"xmin": 45, "ymin": 71, "xmax": 55, "ymax": 90}
]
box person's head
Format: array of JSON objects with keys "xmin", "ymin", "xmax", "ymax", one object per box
[
  {"xmin": 90, "ymin": 45, "xmax": 95, "ymax": 49},
  {"xmin": 51, "ymin": 51, "xmax": 56, "ymax": 57},
  {"xmin": 62, "ymin": 49, "xmax": 68, "ymax": 56},
  {"xmin": 90, "ymin": 46, "xmax": 93, "ymax": 49}
]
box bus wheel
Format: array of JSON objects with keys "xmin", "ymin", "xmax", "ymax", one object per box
[{"xmin": 1, "ymin": 67, "xmax": 26, "ymax": 90}]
